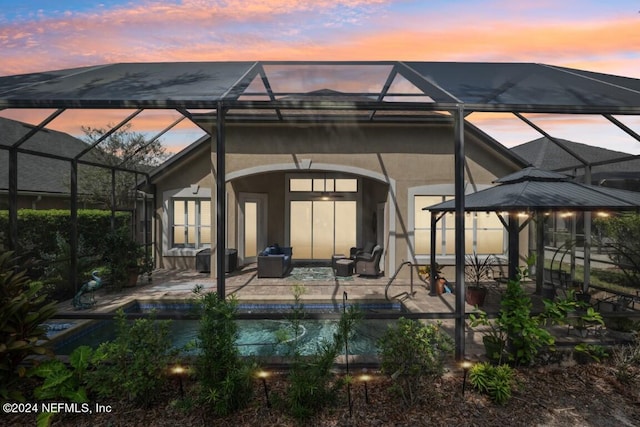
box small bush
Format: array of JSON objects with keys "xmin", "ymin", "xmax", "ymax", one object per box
[
  {"xmin": 377, "ymin": 318, "xmax": 453, "ymax": 406},
  {"xmin": 611, "ymin": 342, "xmax": 640, "ymax": 383},
  {"xmin": 276, "ymin": 285, "xmax": 362, "ymax": 421},
  {"xmin": 193, "ymin": 286, "xmax": 256, "ymax": 416},
  {"xmin": 468, "ymin": 362, "xmax": 515, "ymax": 405},
  {"xmin": 87, "ymin": 309, "xmax": 175, "ymax": 405},
  {"xmin": 573, "ymin": 343, "xmax": 608, "ymax": 364}
]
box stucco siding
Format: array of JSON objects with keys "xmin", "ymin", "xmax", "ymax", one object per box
[{"xmin": 152, "ymin": 121, "xmax": 522, "ymax": 276}]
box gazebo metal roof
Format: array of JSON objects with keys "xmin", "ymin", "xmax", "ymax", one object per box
[{"xmin": 425, "ymin": 167, "xmax": 640, "ymax": 212}]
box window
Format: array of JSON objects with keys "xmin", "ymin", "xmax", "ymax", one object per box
[
  {"xmin": 413, "ymin": 194, "xmax": 504, "ymax": 256},
  {"xmin": 172, "ymin": 199, "xmax": 211, "ymax": 248},
  {"xmin": 287, "ymin": 174, "xmax": 359, "ymax": 260},
  {"xmin": 290, "ymin": 177, "xmax": 357, "ymax": 193}
]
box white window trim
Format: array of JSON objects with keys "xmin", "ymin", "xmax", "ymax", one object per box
[
  {"xmin": 408, "ymin": 183, "xmax": 502, "ymax": 264},
  {"xmin": 162, "ymin": 187, "xmax": 212, "ymax": 256}
]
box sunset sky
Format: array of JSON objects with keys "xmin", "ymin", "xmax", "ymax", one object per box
[{"xmin": 1, "ymin": 0, "xmax": 639, "ymax": 154}]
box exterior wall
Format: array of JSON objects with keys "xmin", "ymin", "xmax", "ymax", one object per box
[{"xmin": 152, "ymin": 121, "xmax": 523, "ymax": 277}]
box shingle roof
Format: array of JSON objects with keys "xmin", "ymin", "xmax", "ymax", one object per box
[
  {"xmin": 510, "ymin": 137, "xmax": 640, "ymax": 182},
  {"xmin": 0, "ymin": 117, "xmax": 101, "ymax": 193}
]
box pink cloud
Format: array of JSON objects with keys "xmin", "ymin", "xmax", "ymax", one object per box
[{"xmin": 0, "ymin": 2, "xmax": 638, "ymax": 78}]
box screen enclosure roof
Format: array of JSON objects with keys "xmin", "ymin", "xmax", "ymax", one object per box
[{"xmin": 1, "ymin": 61, "xmax": 639, "ymax": 117}]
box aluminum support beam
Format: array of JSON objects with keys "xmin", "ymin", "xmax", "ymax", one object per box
[
  {"xmin": 70, "ymin": 159, "xmax": 79, "ymax": 292},
  {"xmin": 453, "ymin": 106, "xmax": 466, "ymax": 361},
  {"xmin": 216, "ymin": 103, "xmax": 227, "ymax": 297},
  {"xmin": 8, "ymin": 148, "xmax": 18, "ymax": 250}
]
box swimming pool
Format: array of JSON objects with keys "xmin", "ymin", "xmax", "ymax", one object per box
[{"xmin": 51, "ymin": 300, "xmax": 405, "ymax": 357}]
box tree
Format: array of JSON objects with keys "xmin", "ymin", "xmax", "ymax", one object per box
[
  {"xmin": 594, "ymin": 212, "xmax": 640, "ymax": 289},
  {"xmin": 79, "ymin": 123, "xmax": 167, "ymax": 209}
]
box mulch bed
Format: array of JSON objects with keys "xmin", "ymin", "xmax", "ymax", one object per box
[{"xmin": 6, "ymin": 361, "xmax": 640, "ymax": 427}]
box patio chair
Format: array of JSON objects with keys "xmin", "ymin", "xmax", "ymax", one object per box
[
  {"xmin": 355, "ymin": 245, "xmax": 383, "ymax": 276},
  {"xmin": 350, "ymin": 241, "xmax": 377, "ymax": 259}
]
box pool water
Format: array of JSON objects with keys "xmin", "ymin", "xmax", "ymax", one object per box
[
  {"xmin": 52, "ymin": 300, "xmax": 403, "ymax": 356},
  {"xmin": 53, "ymin": 318, "xmax": 392, "ymax": 356}
]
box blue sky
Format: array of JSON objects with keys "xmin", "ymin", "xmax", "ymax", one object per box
[{"xmin": 0, "ymin": 0, "xmax": 638, "ymax": 154}]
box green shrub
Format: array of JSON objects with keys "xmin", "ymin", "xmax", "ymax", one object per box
[
  {"xmin": 278, "ymin": 286, "xmax": 362, "ymax": 420},
  {"xmin": 594, "ymin": 213, "xmax": 640, "ymax": 289},
  {"xmin": 0, "ymin": 209, "xmax": 131, "ymax": 262},
  {"xmin": 193, "ymin": 286, "xmax": 256, "ymax": 416},
  {"xmin": 377, "ymin": 318, "xmax": 453, "ymax": 406},
  {"xmin": 0, "ymin": 251, "xmax": 57, "ymax": 402},
  {"xmin": 87, "ymin": 309, "xmax": 175, "ymax": 405},
  {"xmin": 468, "ymin": 362, "xmax": 515, "ymax": 404},
  {"xmin": 472, "ymin": 260, "xmax": 586, "ymax": 367},
  {"xmin": 29, "ymin": 346, "xmax": 93, "ymax": 427},
  {"xmin": 40, "ymin": 233, "xmax": 101, "ymax": 301},
  {"xmin": 573, "ymin": 343, "xmax": 608, "ymax": 364}
]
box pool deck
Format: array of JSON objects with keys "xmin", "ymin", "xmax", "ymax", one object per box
[
  {"xmin": 56, "ymin": 264, "xmax": 608, "ymax": 360},
  {"xmin": 56, "ymin": 263, "xmax": 505, "ymax": 312},
  {"xmin": 51, "ymin": 263, "xmax": 600, "ymax": 361}
]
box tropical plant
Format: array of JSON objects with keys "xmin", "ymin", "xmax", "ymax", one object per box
[
  {"xmin": 192, "ymin": 286, "xmax": 256, "ymax": 416},
  {"xmin": 87, "ymin": 308, "xmax": 175, "ymax": 404},
  {"xmin": 566, "ymin": 306, "xmax": 604, "ymax": 337},
  {"xmin": 377, "ymin": 318, "xmax": 453, "ymax": 405},
  {"xmin": 470, "ymin": 261, "xmax": 586, "ymax": 366},
  {"xmin": 278, "ymin": 285, "xmax": 362, "ymax": 421},
  {"xmin": 465, "ymin": 252, "xmax": 498, "ymax": 288},
  {"xmin": 29, "ymin": 345, "xmax": 93, "ymax": 427},
  {"xmin": 468, "ymin": 362, "xmax": 515, "ymax": 404},
  {"xmin": 0, "ymin": 251, "xmax": 57, "ymax": 402},
  {"xmin": 573, "ymin": 343, "xmax": 608, "ymax": 364}
]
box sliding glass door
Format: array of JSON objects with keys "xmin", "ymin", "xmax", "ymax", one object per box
[{"xmin": 290, "ymin": 200, "xmax": 356, "ymax": 260}]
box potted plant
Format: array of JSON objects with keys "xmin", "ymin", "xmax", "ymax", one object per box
[
  {"xmin": 470, "ymin": 263, "xmax": 584, "ymax": 366},
  {"xmin": 567, "ymin": 306, "xmax": 604, "ymax": 338},
  {"xmin": 464, "ymin": 252, "xmax": 497, "ymax": 306},
  {"xmin": 469, "ymin": 309, "xmax": 507, "ymax": 364},
  {"xmin": 418, "ymin": 263, "xmax": 447, "ymax": 295}
]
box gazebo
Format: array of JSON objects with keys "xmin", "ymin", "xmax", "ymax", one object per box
[
  {"xmin": 1, "ymin": 61, "xmax": 639, "ymax": 359},
  {"xmin": 425, "ymin": 167, "xmax": 640, "ymax": 295}
]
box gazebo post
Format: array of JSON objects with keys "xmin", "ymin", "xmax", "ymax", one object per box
[
  {"xmin": 429, "ymin": 213, "xmax": 438, "ymax": 295},
  {"xmin": 535, "ymin": 212, "xmax": 546, "ymax": 295},
  {"xmin": 583, "ymin": 167, "xmax": 592, "ymax": 293},
  {"xmin": 508, "ymin": 215, "xmax": 519, "ymax": 280}
]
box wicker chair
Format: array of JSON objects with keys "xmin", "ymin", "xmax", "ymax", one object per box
[{"xmin": 354, "ymin": 245, "xmax": 383, "ymax": 276}]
